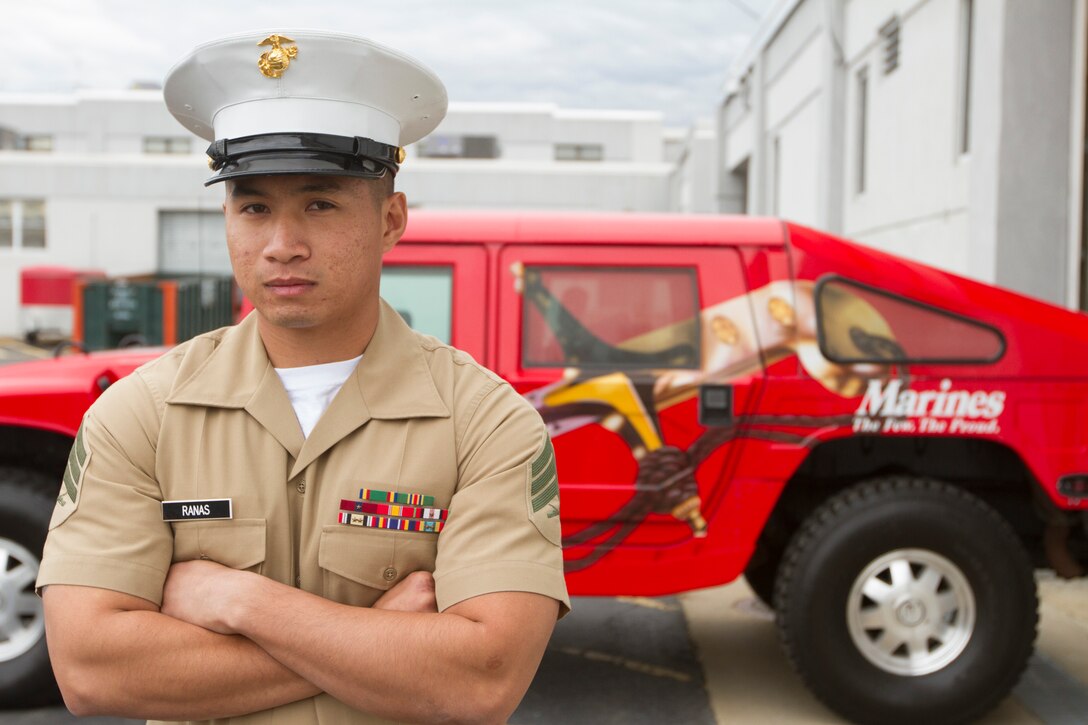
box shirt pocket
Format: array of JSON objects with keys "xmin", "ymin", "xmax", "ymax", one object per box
[
  {"xmin": 318, "ymin": 525, "xmax": 439, "ymax": 607},
  {"xmin": 172, "ymin": 518, "xmax": 267, "ymax": 575}
]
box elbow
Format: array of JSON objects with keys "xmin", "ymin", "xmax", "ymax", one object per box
[
  {"xmin": 451, "ymin": 692, "xmax": 512, "ymax": 725},
  {"xmin": 50, "ymin": 647, "xmax": 126, "ymax": 717},
  {"xmin": 474, "ymin": 692, "xmax": 521, "ymax": 725},
  {"xmin": 61, "ymin": 692, "xmax": 98, "ymax": 719},
  {"xmin": 449, "ymin": 656, "xmax": 529, "ymax": 725},
  {"xmin": 440, "ymin": 696, "xmax": 511, "ymax": 725},
  {"xmin": 54, "ymin": 662, "xmax": 108, "ymax": 718},
  {"xmin": 42, "ymin": 586, "xmax": 156, "ymax": 718}
]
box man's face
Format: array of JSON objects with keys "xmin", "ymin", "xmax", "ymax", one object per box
[{"xmin": 223, "ymin": 174, "xmax": 404, "ymax": 332}]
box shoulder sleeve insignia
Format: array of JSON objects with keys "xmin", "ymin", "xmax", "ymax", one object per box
[
  {"xmin": 526, "ymin": 433, "xmax": 561, "ymax": 546},
  {"xmin": 51, "ymin": 422, "xmax": 91, "ymax": 529}
]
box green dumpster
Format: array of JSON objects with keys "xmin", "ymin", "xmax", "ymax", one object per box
[{"xmin": 77, "ymin": 275, "xmax": 236, "ymax": 350}]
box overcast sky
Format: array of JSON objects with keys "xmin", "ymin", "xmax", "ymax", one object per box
[{"xmin": 5, "ymin": 0, "xmax": 775, "ymax": 126}]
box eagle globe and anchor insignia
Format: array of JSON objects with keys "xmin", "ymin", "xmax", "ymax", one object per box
[{"xmin": 257, "ymin": 34, "xmax": 298, "ymax": 78}]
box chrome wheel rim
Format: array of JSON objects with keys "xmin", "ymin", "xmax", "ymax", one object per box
[
  {"xmin": 847, "ymin": 548, "xmax": 975, "ymax": 676},
  {"xmin": 0, "ymin": 537, "xmax": 45, "ymax": 662}
]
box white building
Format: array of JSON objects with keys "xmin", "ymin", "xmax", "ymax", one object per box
[
  {"xmin": 0, "ymin": 92, "xmax": 717, "ymax": 336},
  {"xmin": 719, "ymin": 0, "xmax": 1086, "ymax": 310}
]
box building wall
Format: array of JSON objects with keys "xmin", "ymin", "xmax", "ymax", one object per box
[
  {"xmin": 991, "ymin": 0, "xmax": 1077, "ymax": 305},
  {"xmin": 670, "ymin": 120, "xmax": 719, "ymax": 214},
  {"xmin": 965, "ymin": 0, "xmax": 1005, "ymax": 286},
  {"xmin": 399, "ymin": 159, "xmax": 674, "ymax": 211},
  {"xmin": 553, "ymin": 110, "xmax": 664, "ymax": 162},
  {"xmin": 721, "ymin": 0, "xmax": 1085, "ymax": 308},
  {"xmin": 719, "ymin": 0, "xmax": 834, "ymax": 228},
  {"xmin": 435, "ymin": 104, "xmax": 554, "ymax": 161},
  {"xmin": 0, "ymin": 153, "xmax": 220, "ymax": 335},
  {"xmin": 841, "ymin": 0, "xmax": 972, "ymax": 275}
]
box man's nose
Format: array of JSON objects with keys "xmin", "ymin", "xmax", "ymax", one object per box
[{"xmin": 264, "ymin": 214, "xmax": 310, "ymax": 263}]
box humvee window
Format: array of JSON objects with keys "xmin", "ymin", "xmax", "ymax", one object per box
[
  {"xmin": 522, "ymin": 266, "xmax": 699, "ymax": 369},
  {"xmin": 815, "ymin": 276, "xmax": 1005, "ymax": 364},
  {"xmin": 382, "ymin": 266, "xmax": 453, "ymax": 343}
]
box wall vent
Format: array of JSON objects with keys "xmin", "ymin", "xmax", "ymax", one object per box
[{"xmin": 880, "ymin": 16, "xmax": 900, "ymax": 74}]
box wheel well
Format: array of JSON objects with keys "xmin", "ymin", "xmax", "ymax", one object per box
[
  {"xmin": 0, "ymin": 425, "xmax": 73, "ymax": 495},
  {"xmin": 765, "ymin": 436, "xmax": 1049, "ymax": 567}
]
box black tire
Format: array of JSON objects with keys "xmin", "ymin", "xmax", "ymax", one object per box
[
  {"xmin": 0, "ymin": 469, "xmax": 63, "ymax": 708},
  {"xmin": 117, "ymin": 334, "xmax": 148, "ymax": 349},
  {"xmin": 51, "ymin": 341, "xmax": 87, "ymax": 358},
  {"xmin": 775, "ymin": 477, "xmax": 1037, "ymax": 725},
  {"xmin": 744, "ymin": 512, "xmax": 792, "ymax": 608}
]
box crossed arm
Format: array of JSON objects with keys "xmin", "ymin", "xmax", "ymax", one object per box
[{"xmin": 43, "ymin": 564, "xmax": 558, "ymax": 723}]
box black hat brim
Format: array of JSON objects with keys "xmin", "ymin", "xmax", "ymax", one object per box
[
  {"xmin": 205, "ymin": 152, "xmax": 391, "ymax": 186},
  {"xmin": 204, "ymin": 133, "xmax": 399, "ymax": 186}
]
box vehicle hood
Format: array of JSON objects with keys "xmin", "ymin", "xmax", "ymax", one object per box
[{"xmin": 0, "ymin": 348, "xmax": 164, "ymax": 393}]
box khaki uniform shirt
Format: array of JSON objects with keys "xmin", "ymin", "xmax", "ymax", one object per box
[{"xmin": 38, "ymin": 300, "xmax": 569, "ymax": 725}]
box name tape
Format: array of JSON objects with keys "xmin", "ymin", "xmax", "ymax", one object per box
[{"xmin": 162, "ymin": 498, "xmax": 233, "ymax": 522}]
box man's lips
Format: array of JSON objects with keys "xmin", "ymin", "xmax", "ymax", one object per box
[{"xmin": 264, "ymin": 278, "xmax": 315, "ymax": 296}]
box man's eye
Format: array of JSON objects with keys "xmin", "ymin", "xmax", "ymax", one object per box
[
  {"xmin": 240, "ymin": 204, "xmax": 268, "ymax": 214},
  {"xmin": 308, "ymin": 200, "xmax": 336, "ymax": 211}
]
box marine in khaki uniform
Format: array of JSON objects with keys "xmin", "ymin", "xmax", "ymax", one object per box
[{"xmin": 36, "ymin": 30, "xmax": 569, "ymax": 724}]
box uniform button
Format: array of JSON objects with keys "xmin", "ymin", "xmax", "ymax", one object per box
[
  {"xmin": 296, "ymin": 478, "xmax": 306, "ymax": 494},
  {"xmin": 295, "ymin": 576, "xmax": 301, "ymax": 587},
  {"xmin": 383, "ymin": 567, "xmax": 397, "ymax": 581}
]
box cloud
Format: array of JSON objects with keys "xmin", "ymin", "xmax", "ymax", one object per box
[{"xmin": 2, "ymin": 0, "xmax": 771, "ymax": 124}]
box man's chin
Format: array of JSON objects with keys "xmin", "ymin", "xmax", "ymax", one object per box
[{"xmin": 256, "ymin": 309, "xmax": 319, "ymax": 330}]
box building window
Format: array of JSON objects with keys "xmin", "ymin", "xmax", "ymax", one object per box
[
  {"xmin": 462, "ymin": 136, "xmax": 500, "ymax": 158},
  {"xmin": 24, "ymin": 135, "xmax": 53, "ymax": 152},
  {"xmin": 143, "ymin": 137, "xmax": 192, "ymax": 154},
  {"xmin": 555, "ymin": 143, "xmax": 605, "ymax": 161},
  {"xmin": 0, "ymin": 132, "xmax": 53, "ymax": 151},
  {"xmin": 771, "ymin": 136, "xmax": 781, "ymax": 215},
  {"xmin": 416, "ymin": 135, "xmax": 500, "ymax": 159},
  {"xmin": 958, "ymin": 0, "xmax": 974, "ymax": 155},
  {"xmin": 730, "ymin": 158, "xmax": 749, "ymax": 214},
  {"xmin": 521, "ymin": 266, "xmax": 700, "ymax": 369},
  {"xmin": 856, "ymin": 66, "xmax": 869, "ymax": 194},
  {"xmin": 0, "ymin": 201, "xmax": 12, "ymax": 248},
  {"xmin": 21, "ymin": 201, "xmax": 46, "ymax": 248},
  {"xmin": 0, "ymin": 199, "xmax": 47, "ymax": 250},
  {"xmin": 879, "ymin": 16, "xmax": 900, "ymax": 75}
]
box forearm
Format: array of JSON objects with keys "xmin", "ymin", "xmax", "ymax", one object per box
[
  {"xmin": 44, "ymin": 587, "xmax": 319, "ymax": 720},
  {"xmin": 231, "ymin": 576, "xmax": 547, "ymax": 724}
]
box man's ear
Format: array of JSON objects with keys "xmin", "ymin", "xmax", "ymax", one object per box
[{"xmin": 381, "ymin": 191, "xmax": 408, "ymax": 254}]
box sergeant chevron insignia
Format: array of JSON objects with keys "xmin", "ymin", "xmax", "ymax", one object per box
[
  {"xmin": 527, "ymin": 435, "xmax": 561, "ymax": 546},
  {"xmin": 51, "ymin": 420, "xmax": 91, "ymax": 529}
]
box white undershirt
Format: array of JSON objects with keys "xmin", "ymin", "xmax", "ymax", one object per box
[{"xmin": 274, "ymin": 354, "xmax": 363, "ymax": 437}]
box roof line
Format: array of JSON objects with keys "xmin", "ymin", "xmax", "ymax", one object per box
[{"xmin": 722, "ymin": 0, "xmax": 805, "ymax": 98}]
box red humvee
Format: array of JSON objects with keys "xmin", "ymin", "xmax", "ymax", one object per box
[{"xmin": 2, "ymin": 212, "xmax": 1085, "ymax": 723}]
